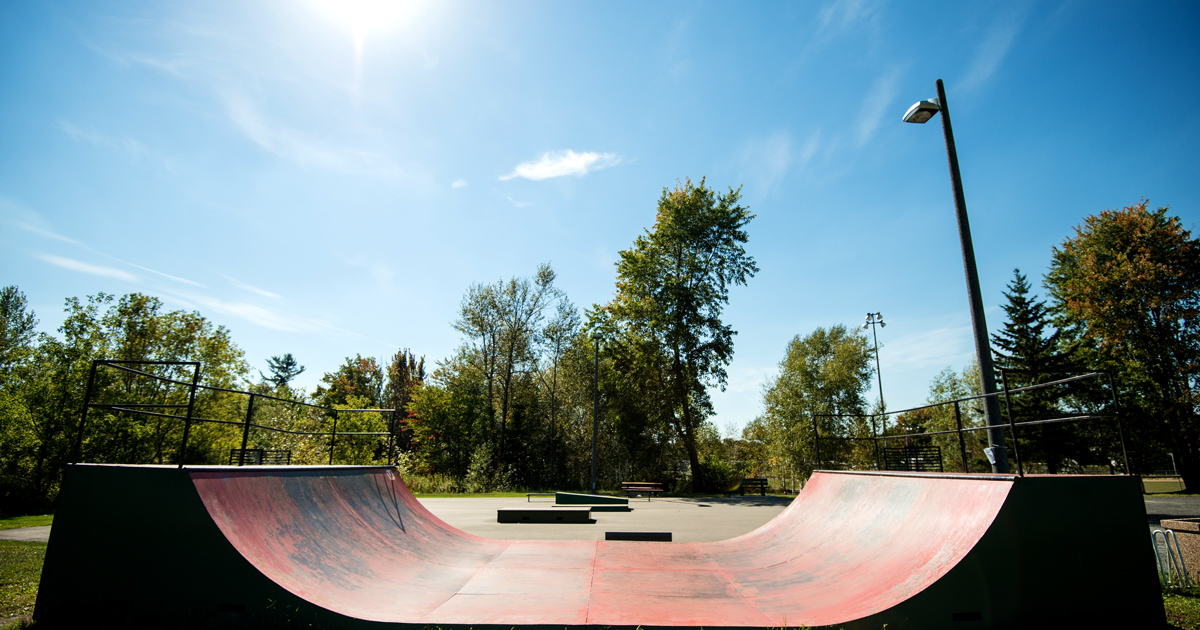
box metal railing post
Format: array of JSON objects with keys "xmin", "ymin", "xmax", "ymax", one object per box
[
  {"xmin": 73, "ymin": 360, "xmax": 101, "ymax": 464},
  {"xmin": 388, "ymin": 410, "xmax": 396, "ymax": 466},
  {"xmin": 177, "ymin": 363, "xmax": 201, "ymax": 468},
  {"xmin": 1000, "ymin": 370, "xmax": 1024, "ymax": 476},
  {"xmin": 871, "ymin": 412, "xmax": 881, "ymax": 470},
  {"xmin": 329, "ymin": 410, "xmax": 339, "ymax": 465},
  {"xmin": 239, "ymin": 394, "xmax": 255, "ymax": 466},
  {"xmin": 811, "ymin": 415, "xmax": 822, "ymax": 470},
  {"xmin": 954, "ymin": 401, "xmax": 969, "ymax": 473},
  {"xmin": 1106, "ymin": 371, "xmax": 1132, "ymax": 475}
]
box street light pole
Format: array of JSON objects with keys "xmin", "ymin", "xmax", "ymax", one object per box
[
  {"xmin": 863, "ymin": 312, "xmax": 886, "ymax": 421},
  {"xmin": 905, "ymin": 79, "xmax": 1009, "ymax": 474},
  {"xmin": 591, "ymin": 334, "xmax": 600, "ymax": 493}
]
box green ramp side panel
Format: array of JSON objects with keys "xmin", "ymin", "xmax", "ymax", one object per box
[{"xmin": 556, "ymin": 491, "xmax": 628, "ymax": 505}]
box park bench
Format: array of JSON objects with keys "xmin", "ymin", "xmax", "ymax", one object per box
[
  {"xmin": 228, "ymin": 449, "xmax": 291, "ymax": 466},
  {"xmin": 741, "ymin": 477, "xmax": 769, "ymax": 496},
  {"xmin": 620, "ymin": 481, "xmax": 665, "ymax": 498}
]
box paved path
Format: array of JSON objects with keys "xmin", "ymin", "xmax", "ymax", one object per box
[
  {"xmin": 0, "ymin": 525, "xmax": 51, "ymax": 542},
  {"xmin": 1144, "ymin": 494, "xmax": 1200, "ymax": 533}
]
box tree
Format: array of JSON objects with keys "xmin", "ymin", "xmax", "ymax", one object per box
[
  {"xmin": 597, "ymin": 178, "xmax": 757, "ymax": 491},
  {"xmin": 536, "ymin": 299, "xmax": 580, "ymax": 476},
  {"xmin": 260, "ymin": 353, "xmax": 305, "ymax": 388},
  {"xmin": 921, "ymin": 361, "xmax": 989, "ymax": 472},
  {"xmin": 454, "ymin": 263, "xmax": 563, "ymax": 464},
  {"xmin": 408, "ymin": 350, "xmax": 490, "ymax": 479},
  {"xmin": 990, "ymin": 269, "xmax": 1078, "ymax": 473},
  {"xmin": 0, "ymin": 286, "xmax": 38, "ymax": 381},
  {"xmin": 0, "ymin": 292, "xmax": 248, "ymax": 513},
  {"xmin": 384, "ymin": 348, "xmax": 425, "ymax": 451},
  {"xmin": 756, "ymin": 324, "xmax": 874, "ymax": 478},
  {"xmin": 1045, "ymin": 200, "xmax": 1200, "ymax": 484},
  {"xmin": 314, "ymin": 355, "xmax": 384, "ymax": 409}
]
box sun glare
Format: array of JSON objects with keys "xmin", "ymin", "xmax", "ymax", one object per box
[{"xmin": 312, "ymin": 0, "xmax": 410, "ymax": 44}]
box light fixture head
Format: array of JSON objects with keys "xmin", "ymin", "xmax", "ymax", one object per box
[
  {"xmin": 879, "ymin": 321, "xmax": 886, "ymax": 328},
  {"xmin": 903, "ymin": 98, "xmax": 941, "ymax": 123}
]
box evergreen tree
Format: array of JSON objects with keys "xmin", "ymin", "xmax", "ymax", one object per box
[
  {"xmin": 384, "ymin": 349, "xmax": 425, "ymax": 452},
  {"xmin": 0, "ymin": 286, "xmax": 38, "ymax": 381},
  {"xmin": 260, "ymin": 353, "xmax": 305, "ymax": 388},
  {"xmin": 991, "ymin": 269, "xmax": 1077, "ymax": 472}
]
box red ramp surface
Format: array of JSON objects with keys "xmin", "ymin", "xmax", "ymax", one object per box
[{"xmin": 36, "ymin": 465, "xmax": 1163, "ymax": 629}]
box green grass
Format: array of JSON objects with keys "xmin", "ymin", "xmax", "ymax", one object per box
[
  {"xmin": 0, "ymin": 516, "xmax": 52, "ymax": 531},
  {"xmin": 0, "ymin": 541, "xmax": 45, "ymax": 620},
  {"xmin": 1145, "ymin": 478, "xmax": 1190, "ymax": 494},
  {"xmin": 411, "ymin": 491, "xmax": 545, "ymax": 498},
  {"xmin": 1165, "ymin": 587, "xmax": 1200, "ymax": 629}
]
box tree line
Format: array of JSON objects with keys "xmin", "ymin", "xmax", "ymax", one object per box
[
  {"xmin": 745, "ymin": 201, "xmax": 1200, "ymax": 489},
  {"xmin": 0, "ymin": 178, "xmax": 755, "ymax": 513},
  {"xmin": 3, "ymin": 194, "xmax": 1192, "ymax": 513}
]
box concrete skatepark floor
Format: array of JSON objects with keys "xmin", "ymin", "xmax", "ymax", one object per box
[
  {"xmin": 419, "ymin": 494, "xmax": 794, "ymax": 542},
  {"xmin": 1, "ymin": 492, "xmax": 1193, "ymax": 542}
]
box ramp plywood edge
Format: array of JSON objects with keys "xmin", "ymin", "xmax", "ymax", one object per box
[{"xmin": 35, "ymin": 465, "xmax": 1164, "ymax": 629}]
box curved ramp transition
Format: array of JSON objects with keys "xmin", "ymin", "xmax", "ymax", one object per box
[{"xmin": 37, "ymin": 465, "xmax": 1162, "ymax": 629}]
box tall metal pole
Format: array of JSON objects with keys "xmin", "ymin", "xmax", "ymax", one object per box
[
  {"xmin": 935, "ymin": 78, "xmax": 1009, "ymax": 474},
  {"xmin": 865, "ymin": 314, "xmax": 885, "ymax": 432},
  {"xmin": 591, "ymin": 336, "xmax": 600, "ymax": 493},
  {"xmin": 869, "ymin": 322, "xmax": 884, "ymax": 413}
]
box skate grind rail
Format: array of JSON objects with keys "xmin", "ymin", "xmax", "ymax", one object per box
[{"xmin": 35, "ymin": 464, "xmax": 1163, "ymax": 628}]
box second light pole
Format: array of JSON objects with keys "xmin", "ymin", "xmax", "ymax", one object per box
[
  {"xmin": 903, "ymin": 79, "xmax": 1008, "ymax": 474},
  {"xmin": 863, "ymin": 312, "xmax": 886, "ymax": 430},
  {"xmin": 591, "ymin": 333, "xmax": 601, "ymax": 493}
]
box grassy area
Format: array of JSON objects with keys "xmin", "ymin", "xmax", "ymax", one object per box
[
  {"xmin": 1165, "ymin": 587, "xmax": 1200, "ymax": 629},
  {"xmin": 0, "ymin": 541, "xmax": 45, "ymax": 620},
  {"xmin": 1145, "ymin": 478, "xmax": 1190, "ymax": 494},
  {"xmin": 0, "ymin": 516, "xmax": 52, "ymax": 531},
  {"xmin": 412, "ymin": 491, "xmax": 545, "ymax": 498}
]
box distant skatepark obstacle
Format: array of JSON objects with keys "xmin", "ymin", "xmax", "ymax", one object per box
[{"xmin": 36, "ymin": 465, "xmax": 1163, "ymax": 628}]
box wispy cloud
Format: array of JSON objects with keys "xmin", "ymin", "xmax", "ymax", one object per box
[
  {"xmin": 958, "ymin": 7, "xmax": 1028, "ymax": 94},
  {"xmin": 38, "ymin": 254, "xmax": 139, "ymax": 283},
  {"xmin": 222, "ymin": 93, "xmax": 405, "ymax": 178},
  {"xmin": 14, "ymin": 219, "xmax": 202, "ymax": 287},
  {"xmin": 169, "ymin": 291, "xmax": 320, "ymax": 333},
  {"xmin": 796, "ymin": 131, "xmax": 822, "ymax": 172},
  {"xmin": 224, "ymin": 276, "xmax": 282, "ymax": 299},
  {"xmin": 880, "ymin": 323, "xmax": 973, "ymax": 372},
  {"xmin": 13, "ymin": 220, "xmax": 82, "ymax": 246},
  {"xmin": 499, "ymin": 150, "xmax": 621, "ymax": 182},
  {"xmin": 856, "ymin": 67, "xmax": 902, "ymax": 147},
  {"xmin": 505, "ymin": 196, "xmax": 532, "ymax": 208},
  {"xmin": 451, "ymin": 179, "xmax": 468, "ymax": 189},
  {"xmin": 106, "ymin": 256, "xmax": 205, "ymax": 287},
  {"xmin": 737, "ymin": 131, "xmax": 793, "ymax": 198},
  {"xmin": 59, "ymin": 120, "xmax": 154, "ymax": 162},
  {"xmin": 818, "ymin": 0, "xmax": 879, "ymax": 33}
]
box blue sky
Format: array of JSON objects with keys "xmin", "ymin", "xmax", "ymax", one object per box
[{"xmin": 3, "ymin": 0, "xmax": 1198, "ymax": 435}]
